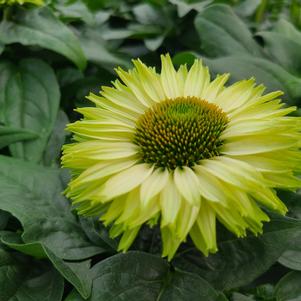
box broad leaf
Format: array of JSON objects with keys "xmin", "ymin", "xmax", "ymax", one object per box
[
  {"xmin": 0, "ymin": 247, "xmax": 64, "ymax": 301},
  {"xmin": 258, "ymin": 19, "xmax": 301, "ymax": 75},
  {"xmin": 0, "ymin": 232, "xmax": 93, "ymax": 299},
  {"xmin": 65, "ymin": 251, "xmax": 221, "ymax": 301},
  {"xmin": 194, "ymin": 4, "xmax": 263, "ymax": 57},
  {"xmin": 274, "ymin": 272, "xmax": 301, "ymax": 301},
  {"xmin": 0, "ymin": 59, "xmax": 60, "ymax": 163},
  {"xmin": 0, "ymin": 155, "xmax": 109, "ymax": 260},
  {"xmin": 173, "ymin": 217, "xmax": 301, "ymax": 290},
  {"xmin": 0, "ymin": 126, "xmax": 38, "ymax": 149},
  {"xmin": 0, "ymin": 7, "xmax": 86, "ymax": 70}
]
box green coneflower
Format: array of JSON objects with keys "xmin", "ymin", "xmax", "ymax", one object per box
[
  {"xmin": 62, "ymin": 54, "xmax": 301, "ymax": 260},
  {"xmin": 0, "ymin": 0, "xmax": 43, "ymax": 5}
]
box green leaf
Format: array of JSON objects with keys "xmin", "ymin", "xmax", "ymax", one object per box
[
  {"xmin": 205, "ymin": 55, "xmax": 301, "ymax": 105},
  {"xmin": 78, "ymin": 28, "xmax": 130, "ymax": 70},
  {"xmin": 0, "ymin": 126, "xmax": 38, "ymax": 149},
  {"xmin": 0, "ymin": 59, "xmax": 60, "ymax": 163},
  {"xmin": 65, "ymin": 251, "xmax": 220, "ymax": 301},
  {"xmin": 0, "ymin": 7, "xmax": 86, "ymax": 70},
  {"xmin": 275, "ymin": 272, "xmax": 301, "ymax": 301},
  {"xmin": 0, "ymin": 155, "xmax": 109, "ymax": 260},
  {"xmin": 194, "ymin": 4, "xmax": 263, "ymax": 57},
  {"xmin": 0, "ymin": 232, "xmax": 93, "ymax": 299},
  {"xmin": 173, "ymin": 217, "xmax": 301, "ymax": 290},
  {"xmin": 0, "ymin": 210, "xmax": 10, "ymax": 230},
  {"xmin": 0, "ymin": 247, "xmax": 64, "ymax": 301},
  {"xmin": 169, "ymin": 0, "xmax": 213, "ymax": 18},
  {"xmin": 43, "ymin": 110, "xmax": 69, "ymax": 166},
  {"xmin": 258, "ymin": 19, "xmax": 301, "ymax": 76}
]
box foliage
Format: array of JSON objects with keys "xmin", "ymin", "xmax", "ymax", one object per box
[{"xmin": 1, "ymin": 0, "xmax": 301, "ymax": 300}]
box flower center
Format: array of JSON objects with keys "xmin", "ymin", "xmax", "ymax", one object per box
[{"xmin": 133, "ymin": 96, "xmax": 229, "ymax": 170}]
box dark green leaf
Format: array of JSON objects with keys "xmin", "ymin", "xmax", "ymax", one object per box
[
  {"xmin": 0, "ymin": 7, "xmax": 86, "ymax": 70},
  {"xmin": 275, "ymin": 272, "xmax": 301, "ymax": 301},
  {"xmin": 79, "ymin": 28, "xmax": 130, "ymax": 71},
  {"xmin": 194, "ymin": 4, "xmax": 263, "ymax": 57},
  {"xmin": 65, "ymin": 251, "xmax": 221, "ymax": 301},
  {"xmin": 0, "ymin": 247, "xmax": 64, "ymax": 301},
  {"xmin": 258, "ymin": 19, "xmax": 301, "ymax": 76},
  {"xmin": 0, "ymin": 232, "xmax": 93, "ymax": 299},
  {"xmin": 173, "ymin": 217, "xmax": 301, "ymax": 290},
  {"xmin": 0, "ymin": 155, "xmax": 109, "ymax": 260},
  {"xmin": 43, "ymin": 110, "xmax": 69, "ymax": 166},
  {"xmin": 0, "ymin": 210, "xmax": 10, "ymax": 230},
  {"xmin": 0, "ymin": 126, "xmax": 38, "ymax": 149},
  {"xmin": 0, "ymin": 59, "xmax": 60, "ymax": 163}
]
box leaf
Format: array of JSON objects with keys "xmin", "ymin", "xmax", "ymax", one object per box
[
  {"xmin": 0, "ymin": 59, "xmax": 60, "ymax": 163},
  {"xmin": 0, "ymin": 247, "xmax": 64, "ymax": 301},
  {"xmin": 0, "ymin": 232, "xmax": 93, "ymax": 299},
  {"xmin": 0, "ymin": 210, "xmax": 10, "ymax": 230},
  {"xmin": 43, "ymin": 110, "xmax": 69, "ymax": 166},
  {"xmin": 169, "ymin": 0, "xmax": 213, "ymax": 18},
  {"xmin": 0, "ymin": 7, "xmax": 86, "ymax": 70},
  {"xmin": 0, "ymin": 155, "xmax": 109, "ymax": 260},
  {"xmin": 205, "ymin": 55, "xmax": 301, "ymax": 105},
  {"xmin": 194, "ymin": 4, "xmax": 263, "ymax": 57},
  {"xmin": 78, "ymin": 28, "xmax": 130, "ymax": 70},
  {"xmin": 258, "ymin": 19, "xmax": 301, "ymax": 76},
  {"xmin": 274, "ymin": 272, "xmax": 301, "ymax": 301},
  {"xmin": 0, "ymin": 126, "xmax": 38, "ymax": 149},
  {"xmin": 65, "ymin": 251, "xmax": 221, "ymax": 301},
  {"xmin": 173, "ymin": 216, "xmax": 301, "ymax": 290}
]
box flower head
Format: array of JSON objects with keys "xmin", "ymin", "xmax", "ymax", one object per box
[
  {"xmin": 62, "ymin": 54, "xmax": 301, "ymax": 260},
  {"xmin": 0, "ymin": 0, "xmax": 43, "ymax": 5}
]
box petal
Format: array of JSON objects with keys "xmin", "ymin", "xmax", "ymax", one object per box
[
  {"xmin": 115, "ymin": 67, "xmax": 154, "ymax": 107},
  {"xmin": 202, "ymin": 157, "xmax": 265, "ymax": 191},
  {"xmin": 184, "ymin": 59, "xmax": 210, "ymax": 97},
  {"xmin": 190, "ymin": 201, "xmax": 217, "ymax": 256},
  {"xmin": 161, "ymin": 227, "xmax": 182, "ymax": 261},
  {"xmin": 194, "ymin": 165, "xmax": 228, "ymax": 205},
  {"xmin": 70, "ymin": 159, "xmax": 138, "ymax": 189},
  {"xmin": 140, "ymin": 168, "xmax": 169, "ymax": 207},
  {"xmin": 160, "ymin": 175, "xmax": 181, "ymax": 227},
  {"xmin": 132, "ymin": 59, "xmax": 166, "ymax": 101},
  {"xmin": 160, "ymin": 54, "xmax": 181, "ymax": 98},
  {"xmin": 98, "ymin": 164, "xmax": 154, "ymax": 202},
  {"xmin": 174, "ymin": 166, "xmax": 201, "ymax": 206},
  {"xmin": 222, "ymin": 135, "xmax": 298, "ymax": 155},
  {"xmin": 202, "ymin": 73, "xmax": 229, "ymax": 101},
  {"xmin": 117, "ymin": 226, "xmax": 141, "ymax": 252},
  {"xmin": 176, "ymin": 201, "xmax": 200, "ymax": 240}
]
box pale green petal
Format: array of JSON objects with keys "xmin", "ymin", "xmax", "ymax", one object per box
[
  {"xmin": 98, "ymin": 164, "xmax": 154, "ymax": 202},
  {"xmin": 100, "ymin": 197, "xmax": 124, "ymax": 226},
  {"xmin": 184, "ymin": 59, "xmax": 210, "ymax": 98},
  {"xmin": 117, "ymin": 226, "xmax": 141, "ymax": 252},
  {"xmin": 132, "ymin": 59, "xmax": 166, "ymax": 101},
  {"xmin": 202, "ymin": 73, "xmax": 229, "ymax": 102},
  {"xmin": 202, "ymin": 157, "xmax": 266, "ymax": 191},
  {"xmin": 190, "ymin": 201, "xmax": 217, "ymax": 256},
  {"xmin": 177, "ymin": 64, "xmax": 188, "ymax": 96},
  {"xmin": 115, "ymin": 67, "xmax": 154, "ymax": 107},
  {"xmin": 69, "ymin": 159, "xmax": 137, "ymax": 189},
  {"xmin": 214, "ymin": 79, "xmax": 257, "ymax": 112},
  {"xmin": 174, "ymin": 166, "xmax": 201, "ymax": 206},
  {"xmin": 140, "ymin": 168, "xmax": 169, "ymax": 207},
  {"xmin": 161, "ymin": 227, "xmax": 182, "ymax": 261},
  {"xmin": 194, "ymin": 165, "xmax": 228, "ymax": 205},
  {"xmin": 176, "ymin": 202, "xmax": 200, "ymax": 240},
  {"xmin": 222, "ymin": 135, "xmax": 298, "ymax": 155},
  {"xmin": 87, "ymin": 93, "xmax": 138, "ymax": 122},
  {"xmin": 160, "ymin": 175, "xmax": 181, "ymax": 227},
  {"xmin": 160, "ymin": 54, "xmax": 181, "ymax": 98}
]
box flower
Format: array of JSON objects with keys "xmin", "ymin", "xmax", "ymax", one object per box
[
  {"xmin": 62, "ymin": 54, "xmax": 301, "ymax": 260},
  {"xmin": 0, "ymin": 0, "xmax": 43, "ymax": 5}
]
